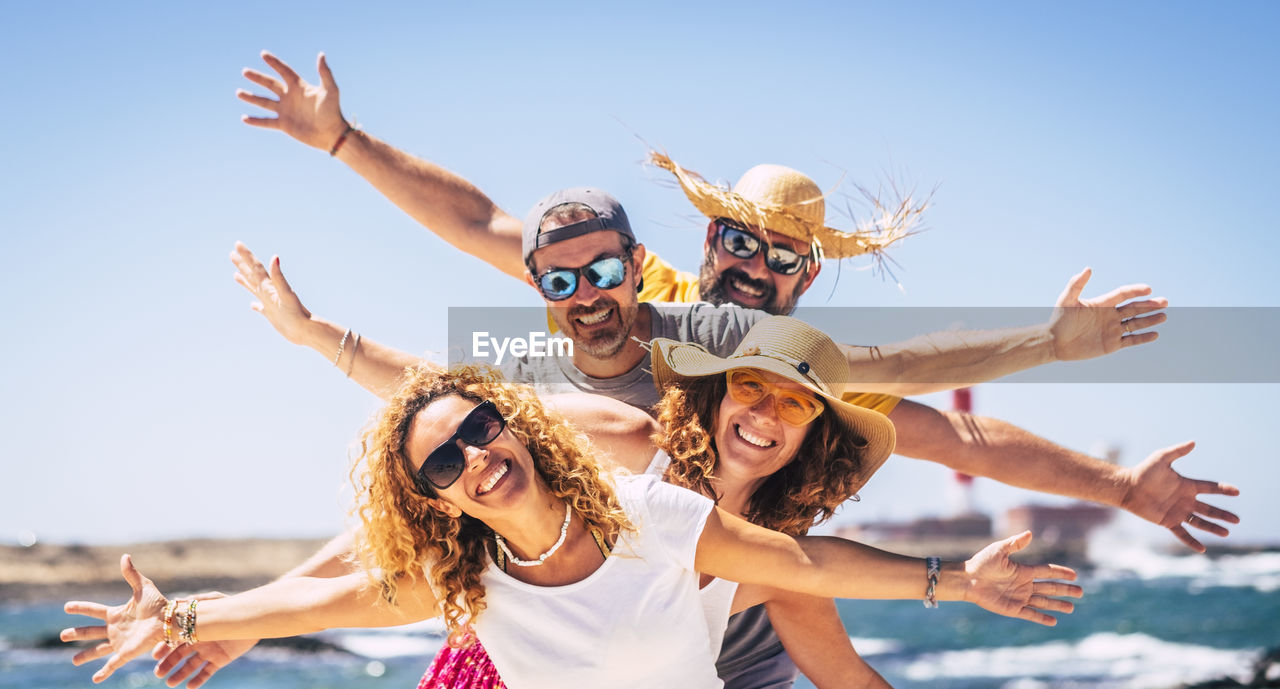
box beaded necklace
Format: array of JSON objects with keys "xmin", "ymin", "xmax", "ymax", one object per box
[{"xmin": 493, "ymin": 503, "xmax": 572, "ymax": 567}]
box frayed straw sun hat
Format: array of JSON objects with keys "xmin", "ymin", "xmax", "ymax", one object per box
[
  {"xmin": 649, "ymin": 151, "xmax": 924, "ymax": 261},
  {"xmin": 651, "ymin": 315, "xmax": 896, "ymax": 489}
]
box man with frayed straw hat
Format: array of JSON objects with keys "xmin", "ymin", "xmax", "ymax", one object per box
[
  {"xmin": 218, "ymin": 51, "xmax": 1241, "ymax": 689},
  {"xmin": 645, "ymin": 151, "xmax": 918, "ymax": 317}
]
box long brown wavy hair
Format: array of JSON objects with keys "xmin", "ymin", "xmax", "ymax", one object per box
[
  {"xmin": 654, "ymin": 374, "xmax": 867, "ymax": 536},
  {"xmin": 349, "ymin": 365, "xmax": 633, "ymax": 646}
]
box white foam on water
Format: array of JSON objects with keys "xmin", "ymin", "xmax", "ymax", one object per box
[
  {"xmin": 849, "ymin": 637, "xmax": 905, "ymax": 655},
  {"xmin": 1087, "ymin": 530, "xmax": 1280, "ymax": 591},
  {"xmin": 309, "ymin": 619, "xmax": 446, "ymax": 659},
  {"xmin": 897, "ymin": 632, "xmax": 1258, "ymax": 688},
  {"xmin": 330, "ymin": 632, "xmax": 441, "ymax": 659}
]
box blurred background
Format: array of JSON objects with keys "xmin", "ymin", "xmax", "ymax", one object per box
[{"xmin": 2, "ymin": 2, "xmax": 1277, "ymax": 688}]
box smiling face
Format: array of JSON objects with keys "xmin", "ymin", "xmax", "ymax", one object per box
[
  {"xmin": 403, "ymin": 394, "xmax": 544, "ymax": 520},
  {"xmin": 698, "ymin": 220, "xmax": 820, "ymax": 315},
  {"xmin": 527, "ymin": 229, "xmax": 645, "ymax": 358},
  {"xmin": 712, "ymin": 369, "xmax": 822, "ymax": 485}
]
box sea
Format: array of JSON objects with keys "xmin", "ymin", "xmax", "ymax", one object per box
[{"xmin": 4, "ymin": 547, "xmax": 1278, "ymax": 689}]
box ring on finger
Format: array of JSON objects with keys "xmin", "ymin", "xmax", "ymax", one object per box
[{"xmin": 1186, "ymin": 513, "xmax": 1195, "ymax": 523}]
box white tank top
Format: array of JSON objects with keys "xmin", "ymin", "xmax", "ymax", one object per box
[
  {"xmin": 474, "ymin": 473, "xmax": 724, "ymax": 689},
  {"xmin": 645, "ymin": 451, "xmax": 740, "ymax": 660}
]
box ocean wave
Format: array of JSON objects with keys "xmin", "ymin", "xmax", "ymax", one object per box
[
  {"xmin": 328, "ymin": 632, "xmax": 442, "ymax": 659},
  {"xmin": 316, "ymin": 619, "xmax": 446, "ymax": 659},
  {"xmin": 849, "ymin": 637, "xmax": 905, "ymax": 655},
  {"xmin": 1087, "ymin": 538, "xmax": 1280, "ymax": 593},
  {"xmin": 895, "ymin": 632, "xmax": 1258, "ymax": 688}
]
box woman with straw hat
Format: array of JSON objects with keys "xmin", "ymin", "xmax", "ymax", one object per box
[
  {"xmin": 419, "ymin": 316, "xmax": 1074, "ymax": 689},
  {"xmin": 65, "ymin": 364, "xmax": 1079, "ymax": 689}
]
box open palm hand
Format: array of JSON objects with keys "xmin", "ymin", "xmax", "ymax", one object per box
[
  {"xmin": 62, "ymin": 555, "xmax": 169, "ymax": 683},
  {"xmin": 1050, "ymin": 268, "xmax": 1167, "ymax": 361},
  {"xmin": 963, "ymin": 532, "xmax": 1082, "ymax": 626}
]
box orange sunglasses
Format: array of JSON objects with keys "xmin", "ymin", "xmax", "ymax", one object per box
[{"xmin": 725, "ymin": 369, "xmax": 825, "ymax": 426}]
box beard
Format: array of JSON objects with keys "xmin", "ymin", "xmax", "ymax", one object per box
[
  {"xmin": 698, "ymin": 248, "xmax": 805, "ymax": 316},
  {"xmin": 553, "ymin": 295, "xmax": 638, "ymax": 359}
]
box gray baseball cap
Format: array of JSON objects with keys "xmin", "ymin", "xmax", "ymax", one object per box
[{"xmin": 521, "ymin": 187, "xmax": 637, "ymax": 265}]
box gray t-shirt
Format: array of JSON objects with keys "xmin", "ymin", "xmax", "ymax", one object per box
[{"xmin": 499, "ymin": 302, "xmax": 765, "ymax": 409}]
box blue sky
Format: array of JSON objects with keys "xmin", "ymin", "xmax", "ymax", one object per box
[{"xmin": 2, "ymin": 1, "xmax": 1277, "ymax": 547}]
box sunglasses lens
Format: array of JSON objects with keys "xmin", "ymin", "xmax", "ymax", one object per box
[
  {"xmin": 727, "ymin": 370, "xmax": 767, "ymax": 403},
  {"xmin": 418, "ymin": 402, "xmax": 506, "ymax": 491},
  {"xmin": 775, "ymin": 392, "xmax": 822, "ymax": 425},
  {"xmin": 420, "ymin": 444, "xmax": 466, "ymax": 490},
  {"xmin": 539, "ymin": 270, "xmax": 578, "ymax": 301},
  {"xmin": 765, "ymin": 247, "xmax": 806, "ymax": 275},
  {"xmin": 584, "ymin": 257, "xmax": 627, "ymax": 291},
  {"xmin": 720, "ymin": 224, "xmax": 760, "ymax": 259},
  {"xmin": 726, "ymin": 370, "xmax": 823, "ymax": 426},
  {"xmin": 458, "ymin": 401, "xmax": 505, "ymax": 445}
]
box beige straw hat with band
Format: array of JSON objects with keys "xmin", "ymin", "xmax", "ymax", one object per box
[
  {"xmin": 651, "ymin": 315, "xmax": 897, "ymax": 489},
  {"xmin": 649, "ymin": 151, "xmax": 921, "ymax": 261}
]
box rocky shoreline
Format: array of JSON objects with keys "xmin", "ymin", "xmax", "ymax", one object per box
[{"xmin": 0, "ymin": 538, "xmax": 329, "ymax": 603}]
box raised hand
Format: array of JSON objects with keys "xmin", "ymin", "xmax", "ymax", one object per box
[
  {"xmin": 149, "ymin": 592, "xmax": 257, "ymax": 689},
  {"xmin": 231, "ymin": 241, "xmax": 314, "ymax": 345},
  {"xmin": 239, "ymin": 51, "xmax": 348, "ymax": 151},
  {"xmin": 61, "ymin": 555, "xmax": 169, "ymax": 683},
  {"xmin": 963, "ymin": 531, "xmax": 1082, "ymax": 626},
  {"xmin": 1119, "ymin": 440, "xmax": 1240, "ymax": 552},
  {"xmin": 1050, "ymin": 268, "xmax": 1168, "ymax": 361}
]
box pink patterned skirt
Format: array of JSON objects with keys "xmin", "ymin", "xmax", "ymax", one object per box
[{"xmin": 417, "ymin": 637, "xmax": 507, "ymax": 689}]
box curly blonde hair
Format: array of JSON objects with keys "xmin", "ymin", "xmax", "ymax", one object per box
[
  {"xmin": 654, "ymin": 375, "xmax": 867, "ymax": 537},
  {"xmin": 349, "ymin": 365, "xmax": 632, "ymax": 646}
]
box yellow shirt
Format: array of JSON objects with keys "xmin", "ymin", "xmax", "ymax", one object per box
[
  {"xmin": 640, "ymin": 250, "xmax": 902, "ymax": 416},
  {"xmin": 638, "ymin": 251, "xmax": 702, "ymax": 303}
]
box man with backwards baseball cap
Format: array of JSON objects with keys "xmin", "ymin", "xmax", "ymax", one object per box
[{"xmin": 206, "ymin": 51, "xmax": 1240, "ymax": 689}]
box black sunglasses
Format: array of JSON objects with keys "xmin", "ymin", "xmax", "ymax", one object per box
[
  {"xmin": 716, "ymin": 220, "xmax": 811, "ymax": 276},
  {"xmin": 416, "ymin": 400, "xmax": 506, "ymax": 491},
  {"xmin": 536, "ymin": 250, "xmax": 632, "ymax": 301}
]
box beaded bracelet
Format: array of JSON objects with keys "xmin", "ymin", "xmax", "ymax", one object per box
[
  {"xmin": 162, "ymin": 599, "xmax": 179, "ymax": 648},
  {"xmin": 333, "ymin": 328, "xmax": 352, "ymax": 366},
  {"xmin": 923, "ymin": 556, "xmax": 941, "ymax": 609},
  {"xmin": 179, "ymin": 599, "xmax": 199, "ymax": 645}
]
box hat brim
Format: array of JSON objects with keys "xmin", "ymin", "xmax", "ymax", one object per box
[
  {"xmin": 649, "ymin": 151, "xmax": 912, "ymax": 261},
  {"xmin": 651, "ymin": 338, "xmax": 896, "ymax": 494}
]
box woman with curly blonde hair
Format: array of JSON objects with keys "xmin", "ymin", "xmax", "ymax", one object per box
[
  {"xmin": 421, "ymin": 315, "xmax": 952, "ymax": 689},
  {"xmin": 349, "ymin": 364, "xmax": 633, "ymax": 645},
  {"xmin": 65, "ymin": 363, "xmax": 1082, "ymax": 689}
]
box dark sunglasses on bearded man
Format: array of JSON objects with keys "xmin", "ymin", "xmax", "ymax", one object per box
[{"xmin": 715, "ymin": 218, "xmax": 813, "ymax": 276}]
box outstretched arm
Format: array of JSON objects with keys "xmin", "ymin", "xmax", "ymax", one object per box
[
  {"xmin": 890, "ymin": 401, "xmax": 1240, "ymax": 552},
  {"xmin": 696, "ymin": 510, "xmax": 1081, "ymax": 626},
  {"xmin": 543, "ymin": 393, "xmax": 661, "ymax": 473},
  {"xmin": 63, "ymin": 555, "xmax": 436, "ymax": 684},
  {"xmin": 149, "ymin": 530, "xmax": 361, "ymax": 688},
  {"xmin": 239, "ymin": 51, "xmax": 525, "ymax": 279},
  {"xmin": 765, "ymin": 593, "xmax": 893, "ymax": 689},
  {"xmin": 841, "ymin": 268, "xmax": 1167, "ymax": 396},
  {"xmin": 231, "ymin": 242, "xmax": 427, "ymax": 400}
]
